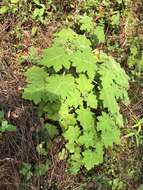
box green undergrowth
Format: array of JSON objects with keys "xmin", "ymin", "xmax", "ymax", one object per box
[
  {"xmin": 1, "ymin": 0, "xmax": 142, "ymax": 78},
  {"xmin": 23, "ymin": 28, "xmax": 129, "ymax": 174},
  {"xmin": 0, "ymin": 110, "xmax": 16, "ymax": 133}
]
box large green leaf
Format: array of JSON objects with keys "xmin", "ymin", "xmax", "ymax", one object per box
[
  {"xmin": 99, "ymin": 53, "xmax": 129, "ymax": 124},
  {"xmin": 78, "ymin": 131, "xmax": 97, "ymax": 148},
  {"xmin": 45, "ymin": 75, "xmax": 76, "ymax": 101},
  {"xmin": 38, "ymin": 46, "xmax": 71, "ymax": 71},
  {"xmin": 84, "ymin": 93, "xmax": 97, "ymax": 108},
  {"xmin": 64, "ymin": 126, "xmax": 81, "ymax": 153},
  {"xmin": 71, "ymin": 50, "xmax": 97, "ymax": 78},
  {"xmin": 97, "ymin": 112, "xmax": 121, "ymax": 147},
  {"xmin": 82, "ymin": 144, "xmax": 103, "ymax": 170},
  {"xmin": 77, "ymin": 15, "xmax": 94, "ymax": 32},
  {"xmin": 76, "ymin": 74, "xmax": 94, "ymax": 95},
  {"xmin": 94, "ymin": 24, "xmax": 105, "ymax": 43},
  {"xmin": 76, "ymin": 108, "xmax": 95, "ymax": 131},
  {"xmin": 23, "ymin": 66, "xmax": 48, "ymax": 104}
]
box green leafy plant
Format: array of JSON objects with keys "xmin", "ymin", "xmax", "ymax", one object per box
[
  {"xmin": 32, "ymin": 0, "xmax": 53, "ymax": 22},
  {"xmin": 0, "ymin": 6, "xmax": 9, "ymax": 14},
  {"xmin": 76, "ymin": 14, "xmax": 105, "ymax": 43},
  {"xmin": 4, "ymin": 0, "xmax": 21, "ymax": 14},
  {"xmin": 20, "ymin": 163, "xmax": 33, "ymax": 180},
  {"xmin": 23, "ymin": 28, "xmax": 129, "ymax": 173},
  {"xmin": 127, "ymin": 38, "xmax": 143, "ymax": 76},
  {"xmin": 111, "ymin": 11, "xmax": 120, "ymax": 28},
  {"xmin": 109, "ymin": 178, "xmax": 124, "ymax": 190},
  {"xmin": 0, "ymin": 0, "xmax": 53, "ymax": 22},
  {"xmin": 0, "ymin": 110, "xmax": 16, "ymax": 133},
  {"xmin": 20, "ymin": 160, "xmax": 51, "ymax": 180},
  {"xmin": 76, "ymin": 14, "xmax": 94, "ymax": 33},
  {"xmin": 35, "ymin": 159, "xmax": 51, "ymax": 177},
  {"xmin": 32, "ymin": 0, "xmax": 46, "ymax": 23},
  {"xmin": 138, "ymin": 184, "xmax": 143, "ymax": 190}
]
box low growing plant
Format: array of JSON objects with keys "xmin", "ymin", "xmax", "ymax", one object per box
[
  {"xmin": 20, "ymin": 163, "xmax": 33, "ymax": 180},
  {"xmin": 76, "ymin": 14, "xmax": 105, "ymax": 43},
  {"xmin": 23, "ymin": 28, "xmax": 129, "ymax": 173},
  {"xmin": 0, "ymin": 110, "xmax": 16, "ymax": 133},
  {"xmin": 127, "ymin": 38, "xmax": 143, "ymax": 77}
]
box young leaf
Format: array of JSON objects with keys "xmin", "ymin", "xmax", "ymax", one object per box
[
  {"xmin": 43, "ymin": 123, "xmax": 59, "ymax": 139},
  {"xmin": 38, "ymin": 46, "xmax": 71, "ymax": 71},
  {"xmin": 84, "ymin": 93, "xmax": 97, "ymax": 108},
  {"xmin": 64, "ymin": 125, "xmax": 81, "ymax": 144},
  {"xmin": 82, "ymin": 146, "xmax": 103, "ymax": 170},
  {"xmin": 77, "ymin": 15, "xmax": 94, "ymax": 32},
  {"xmin": 71, "ymin": 50, "xmax": 97, "ymax": 78},
  {"xmin": 76, "ymin": 108, "xmax": 95, "ymax": 131},
  {"xmin": 23, "ymin": 66, "xmax": 48, "ymax": 104},
  {"xmin": 45, "ymin": 75, "xmax": 76, "ymax": 101},
  {"xmin": 97, "ymin": 112, "xmax": 121, "ymax": 147},
  {"xmin": 78, "ymin": 131, "xmax": 97, "ymax": 148},
  {"xmin": 76, "ymin": 74, "xmax": 94, "ymax": 95},
  {"xmin": 94, "ymin": 24, "xmax": 105, "ymax": 43}
]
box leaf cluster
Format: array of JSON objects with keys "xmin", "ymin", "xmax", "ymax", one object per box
[
  {"xmin": 23, "ymin": 28, "xmax": 129, "ymax": 173},
  {"xmin": 0, "ymin": 110, "xmax": 16, "ymax": 133}
]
